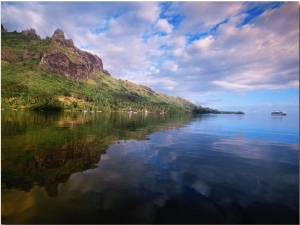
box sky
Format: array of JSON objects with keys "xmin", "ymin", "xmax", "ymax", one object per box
[{"xmin": 1, "ymin": 1, "xmax": 299, "ymax": 114}]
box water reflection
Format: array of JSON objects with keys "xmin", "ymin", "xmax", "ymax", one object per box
[
  {"xmin": 57, "ymin": 131, "xmax": 298, "ymax": 224},
  {"xmin": 2, "ymin": 139, "xmax": 104, "ymax": 197},
  {"xmin": 2, "ymin": 111, "xmax": 298, "ymax": 224},
  {"xmin": 1, "ymin": 111, "xmax": 195, "ymax": 197}
]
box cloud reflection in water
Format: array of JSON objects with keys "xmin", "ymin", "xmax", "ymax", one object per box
[{"xmin": 60, "ymin": 128, "xmax": 298, "ymax": 223}]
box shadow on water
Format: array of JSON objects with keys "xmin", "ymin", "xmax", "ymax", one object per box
[{"xmin": 1, "ymin": 110, "xmax": 195, "ymax": 197}]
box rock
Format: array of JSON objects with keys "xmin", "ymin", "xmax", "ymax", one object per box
[
  {"xmin": 23, "ymin": 50, "xmax": 41, "ymax": 60},
  {"xmin": 52, "ymin": 28, "xmax": 74, "ymax": 48},
  {"xmin": 22, "ymin": 28, "xmax": 41, "ymax": 39},
  {"xmin": 40, "ymin": 28, "xmax": 110, "ymax": 80},
  {"xmin": 40, "ymin": 48, "xmax": 90, "ymax": 80}
]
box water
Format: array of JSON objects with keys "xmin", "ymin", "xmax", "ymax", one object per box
[{"xmin": 1, "ymin": 111, "xmax": 299, "ymax": 224}]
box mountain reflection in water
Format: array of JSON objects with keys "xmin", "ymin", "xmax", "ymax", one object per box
[
  {"xmin": 3, "ymin": 140, "xmax": 102, "ymax": 197},
  {"xmin": 1, "ymin": 111, "xmax": 193, "ymax": 197},
  {"xmin": 1, "ymin": 111, "xmax": 298, "ymax": 224}
]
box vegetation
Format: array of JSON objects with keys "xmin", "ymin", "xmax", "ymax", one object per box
[
  {"xmin": 1, "ymin": 29, "xmax": 219, "ymax": 114},
  {"xmin": 1, "ymin": 110, "xmax": 195, "ymax": 196}
]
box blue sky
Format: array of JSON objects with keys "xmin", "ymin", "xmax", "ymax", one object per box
[{"xmin": 1, "ymin": 1, "xmax": 299, "ymax": 113}]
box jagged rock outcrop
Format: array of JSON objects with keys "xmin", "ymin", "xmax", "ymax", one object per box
[
  {"xmin": 40, "ymin": 28, "xmax": 110, "ymax": 80},
  {"xmin": 22, "ymin": 28, "xmax": 41, "ymax": 39},
  {"xmin": 51, "ymin": 28, "xmax": 74, "ymax": 48}
]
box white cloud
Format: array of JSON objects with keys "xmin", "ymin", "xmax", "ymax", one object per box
[
  {"xmin": 176, "ymin": 2, "xmax": 244, "ymax": 33},
  {"xmin": 172, "ymin": 48, "xmax": 184, "ymax": 57},
  {"xmin": 186, "ymin": 35, "xmax": 214, "ymax": 55},
  {"xmin": 152, "ymin": 77, "xmax": 178, "ymax": 91},
  {"xmin": 154, "ymin": 19, "xmax": 173, "ymax": 34},
  {"xmin": 167, "ymin": 2, "xmax": 299, "ymax": 97},
  {"xmin": 1, "ymin": 2, "xmax": 46, "ymax": 34},
  {"xmin": 136, "ymin": 2, "xmax": 160, "ymax": 22},
  {"xmin": 162, "ymin": 60, "xmax": 178, "ymax": 72},
  {"xmin": 149, "ymin": 66, "xmax": 160, "ymax": 74},
  {"xmin": 208, "ymin": 3, "xmax": 299, "ymax": 91}
]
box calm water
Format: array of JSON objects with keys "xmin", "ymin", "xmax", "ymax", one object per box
[{"xmin": 1, "ymin": 111, "xmax": 299, "ymax": 224}]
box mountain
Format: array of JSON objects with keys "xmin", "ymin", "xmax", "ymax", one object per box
[
  {"xmin": 1, "ymin": 26, "xmax": 218, "ymax": 113},
  {"xmin": 40, "ymin": 28, "xmax": 111, "ymax": 80}
]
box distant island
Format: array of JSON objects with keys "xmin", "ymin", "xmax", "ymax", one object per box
[{"xmin": 1, "ymin": 25, "xmax": 242, "ymax": 114}]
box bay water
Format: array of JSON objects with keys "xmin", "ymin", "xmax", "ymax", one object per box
[{"xmin": 1, "ymin": 111, "xmax": 299, "ymax": 224}]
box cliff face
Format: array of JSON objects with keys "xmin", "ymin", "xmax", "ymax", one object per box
[{"xmin": 40, "ymin": 29, "xmax": 110, "ymax": 80}]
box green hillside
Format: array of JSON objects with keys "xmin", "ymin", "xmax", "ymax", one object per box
[{"xmin": 1, "ymin": 28, "xmax": 217, "ymax": 113}]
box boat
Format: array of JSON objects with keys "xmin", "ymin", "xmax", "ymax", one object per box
[{"xmin": 271, "ymin": 111, "xmax": 287, "ymax": 116}]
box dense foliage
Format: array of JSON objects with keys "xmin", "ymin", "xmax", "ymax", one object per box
[{"xmin": 1, "ymin": 29, "xmax": 218, "ymax": 114}]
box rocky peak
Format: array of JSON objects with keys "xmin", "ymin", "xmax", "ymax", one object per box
[
  {"xmin": 53, "ymin": 28, "xmax": 65, "ymax": 38},
  {"xmin": 22, "ymin": 28, "xmax": 41, "ymax": 39},
  {"xmin": 52, "ymin": 28, "xmax": 74, "ymax": 47},
  {"xmin": 40, "ymin": 28, "xmax": 110, "ymax": 80}
]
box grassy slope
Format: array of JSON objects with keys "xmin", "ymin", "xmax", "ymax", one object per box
[{"xmin": 1, "ymin": 30, "xmax": 217, "ymax": 113}]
